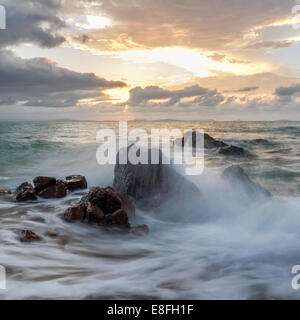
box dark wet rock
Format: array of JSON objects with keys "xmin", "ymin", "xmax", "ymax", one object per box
[
  {"xmin": 86, "ymin": 202, "xmax": 105, "ymax": 223},
  {"xmin": 218, "ymin": 145, "xmax": 251, "ymax": 157},
  {"xmin": 38, "ymin": 180, "xmax": 67, "ymax": 199},
  {"xmin": 175, "ymin": 130, "xmax": 252, "ymax": 157},
  {"xmin": 129, "ymin": 224, "xmax": 150, "ymax": 235},
  {"xmin": 222, "ymin": 165, "xmax": 271, "ymax": 197},
  {"xmin": 63, "ymin": 186, "xmax": 134, "ymax": 231},
  {"xmin": 80, "ymin": 186, "xmax": 131, "ymax": 216},
  {"xmin": 105, "ymin": 187, "xmax": 122, "ymax": 214},
  {"xmin": 176, "ymin": 130, "xmax": 228, "ymax": 149},
  {"xmin": 33, "ymin": 176, "xmax": 56, "ymax": 193},
  {"xmin": 64, "ymin": 175, "xmax": 87, "ymax": 191},
  {"xmin": 15, "ymin": 182, "xmax": 37, "ymax": 202},
  {"xmin": 16, "ymin": 182, "xmax": 34, "ymax": 194},
  {"xmin": 0, "ymin": 189, "xmax": 12, "ymax": 195},
  {"xmin": 108, "ymin": 209, "xmax": 129, "ymax": 226},
  {"xmin": 113, "ymin": 146, "xmax": 201, "ymax": 209},
  {"xmin": 63, "ymin": 203, "xmax": 86, "ymax": 222},
  {"xmin": 81, "ymin": 187, "xmax": 106, "ymax": 208},
  {"xmin": 19, "ymin": 230, "xmax": 41, "ymax": 243}
]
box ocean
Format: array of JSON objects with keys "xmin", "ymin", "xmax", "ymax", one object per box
[{"xmin": 1, "ymin": 120, "xmax": 300, "ymax": 299}]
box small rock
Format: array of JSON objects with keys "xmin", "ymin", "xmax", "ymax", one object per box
[
  {"xmin": 15, "ymin": 182, "xmax": 37, "ymax": 202},
  {"xmin": 83, "ymin": 187, "xmax": 107, "ymax": 209},
  {"xmin": 105, "ymin": 187, "xmax": 122, "ymax": 214},
  {"xmin": 64, "ymin": 175, "xmax": 87, "ymax": 191},
  {"xmin": 129, "ymin": 224, "xmax": 149, "ymax": 235},
  {"xmin": 33, "ymin": 176, "xmax": 56, "ymax": 193},
  {"xmin": 86, "ymin": 202, "xmax": 105, "ymax": 223},
  {"xmin": 20, "ymin": 230, "xmax": 41, "ymax": 243},
  {"xmin": 63, "ymin": 203, "xmax": 86, "ymax": 222},
  {"xmin": 45, "ymin": 231, "xmax": 59, "ymax": 238},
  {"xmin": 38, "ymin": 180, "xmax": 67, "ymax": 199},
  {"xmin": 16, "ymin": 182, "xmax": 34, "ymax": 194},
  {"xmin": 108, "ymin": 209, "xmax": 129, "ymax": 226},
  {"xmin": 0, "ymin": 189, "xmax": 12, "ymax": 195}
]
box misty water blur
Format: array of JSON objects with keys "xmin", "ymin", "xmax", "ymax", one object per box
[{"xmin": 1, "ymin": 120, "xmax": 300, "ymax": 299}]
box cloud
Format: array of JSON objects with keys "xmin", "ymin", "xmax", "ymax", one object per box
[
  {"xmin": 0, "ymin": 50, "xmax": 127, "ymax": 107},
  {"xmin": 68, "ymin": 0, "xmax": 297, "ymax": 52},
  {"xmin": 0, "ymin": 0, "xmax": 66, "ymax": 48},
  {"xmin": 275, "ymin": 84, "xmax": 300, "ymax": 97},
  {"xmin": 246, "ymin": 41, "xmax": 294, "ymax": 49},
  {"xmin": 126, "ymin": 85, "xmax": 224, "ymax": 108},
  {"xmin": 234, "ymin": 86, "xmax": 260, "ymax": 92}
]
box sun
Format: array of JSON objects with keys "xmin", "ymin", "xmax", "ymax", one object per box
[{"xmin": 104, "ymin": 88, "xmax": 130, "ymax": 104}]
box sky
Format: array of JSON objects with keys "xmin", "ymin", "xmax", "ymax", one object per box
[{"xmin": 1, "ymin": 0, "xmax": 300, "ymax": 121}]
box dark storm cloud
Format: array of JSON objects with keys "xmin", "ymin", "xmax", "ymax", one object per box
[
  {"xmin": 126, "ymin": 85, "xmax": 225, "ymax": 107},
  {"xmin": 275, "ymin": 84, "xmax": 300, "ymax": 97},
  {"xmin": 0, "ymin": 0, "xmax": 66, "ymax": 48},
  {"xmin": 0, "ymin": 51, "xmax": 127, "ymax": 107}
]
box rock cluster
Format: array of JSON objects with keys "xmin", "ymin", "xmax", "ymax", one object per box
[
  {"xmin": 63, "ymin": 186, "xmax": 134, "ymax": 228},
  {"xmin": 15, "ymin": 175, "xmax": 88, "ymax": 202},
  {"xmin": 175, "ymin": 130, "xmax": 251, "ymax": 157}
]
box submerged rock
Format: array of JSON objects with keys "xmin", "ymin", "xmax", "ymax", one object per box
[
  {"xmin": 177, "ymin": 130, "xmax": 228, "ymax": 149},
  {"xmin": 222, "ymin": 165, "xmax": 271, "ymax": 197},
  {"xmin": 175, "ymin": 130, "xmax": 251, "ymax": 157},
  {"xmin": 15, "ymin": 182, "xmax": 37, "ymax": 202},
  {"xmin": 64, "ymin": 175, "xmax": 87, "ymax": 191},
  {"xmin": 19, "ymin": 230, "xmax": 41, "ymax": 243},
  {"xmin": 38, "ymin": 180, "xmax": 67, "ymax": 199},
  {"xmin": 113, "ymin": 146, "xmax": 201, "ymax": 209},
  {"xmin": 129, "ymin": 224, "xmax": 150, "ymax": 235},
  {"xmin": 217, "ymin": 145, "xmax": 252, "ymax": 157}
]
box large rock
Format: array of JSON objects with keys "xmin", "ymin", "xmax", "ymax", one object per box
[
  {"xmin": 15, "ymin": 182, "xmax": 37, "ymax": 202},
  {"xmin": 113, "ymin": 146, "xmax": 201, "ymax": 209},
  {"xmin": 33, "ymin": 176, "xmax": 56, "ymax": 193},
  {"xmin": 64, "ymin": 175, "xmax": 87, "ymax": 191},
  {"xmin": 222, "ymin": 165, "xmax": 271, "ymax": 197},
  {"xmin": 38, "ymin": 180, "xmax": 67, "ymax": 199}
]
